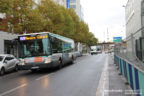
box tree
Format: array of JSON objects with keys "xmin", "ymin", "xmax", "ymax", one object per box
[
  {"xmin": 0, "ymin": 0, "xmax": 13, "ymax": 32},
  {"xmin": 0, "ymin": 0, "xmax": 35, "ymax": 33},
  {"xmin": 25, "ymin": 8, "xmax": 47, "ymax": 33},
  {"xmin": 86, "ymin": 32, "xmax": 98, "ymax": 46},
  {"xmin": 59, "ymin": 6, "xmax": 74, "ymax": 38},
  {"xmin": 68, "ymin": 8, "xmax": 81, "ymax": 42},
  {"xmin": 0, "ymin": 0, "xmax": 98, "ymax": 45},
  {"xmin": 38, "ymin": 0, "xmax": 65, "ymax": 34}
]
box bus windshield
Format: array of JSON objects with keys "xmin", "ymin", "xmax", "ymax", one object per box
[{"xmin": 19, "ymin": 38, "xmax": 51, "ymax": 58}]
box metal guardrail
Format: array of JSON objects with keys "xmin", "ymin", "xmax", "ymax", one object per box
[
  {"xmin": 114, "ymin": 54, "xmax": 144, "ymax": 96},
  {"xmin": 114, "ymin": 26, "xmax": 144, "ymax": 68}
]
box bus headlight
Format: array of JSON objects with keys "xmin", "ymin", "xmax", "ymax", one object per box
[
  {"xmin": 19, "ymin": 61, "xmax": 25, "ymax": 65},
  {"xmin": 19, "ymin": 60, "xmax": 25, "ymax": 65},
  {"xmin": 44, "ymin": 58, "xmax": 51, "ymax": 64}
]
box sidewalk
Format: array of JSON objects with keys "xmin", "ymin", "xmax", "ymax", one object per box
[
  {"xmin": 96, "ymin": 53, "xmax": 134, "ymax": 96},
  {"xmin": 108, "ymin": 54, "xmax": 133, "ymax": 96}
]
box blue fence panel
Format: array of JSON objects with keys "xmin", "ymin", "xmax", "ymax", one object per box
[
  {"xmin": 119, "ymin": 59, "xmax": 122, "ymax": 74},
  {"xmin": 114, "ymin": 55, "xmax": 144, "ymax": 96},
  {"xmin": 123, "ymin": 60, "xmax": 128, "ymax": 80},
  {"xmin": 134, "ymin": 68, "xmax": 140, "ymax": 96},
  {"xmin": 128, "ymin": 64, "xmax": 134, "ymax": 89}
]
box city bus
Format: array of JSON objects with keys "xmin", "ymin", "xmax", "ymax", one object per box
[{"xmin": 16, "ymin": 32, "xmax": 75, "ymax": 71}]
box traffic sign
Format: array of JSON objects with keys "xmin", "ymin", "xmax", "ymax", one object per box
[{"xmin": 113, "ymin": 37, "xmax": 122, "ymax": 43}]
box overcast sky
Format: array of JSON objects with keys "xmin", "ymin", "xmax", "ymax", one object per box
[{"xmin": 81, "ymin": 0, "xmax": 128, "ymax": 42}]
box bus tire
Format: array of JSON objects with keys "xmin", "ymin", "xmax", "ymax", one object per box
[
  {"xmin": 58, "ymin": 59, "xmax": 63, "ymax": 69},
  {"xmin": 31, "ymin": 69, "xmax": 37, "ymax": 72}
]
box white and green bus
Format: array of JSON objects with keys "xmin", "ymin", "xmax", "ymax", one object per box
[{"xmin": 16, "ymin": 32, "xmax": 75, "ymax": 71}]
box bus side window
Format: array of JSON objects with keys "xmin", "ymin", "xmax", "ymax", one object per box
[
  {"xmin": 67, "ymin": 48, "xmax": 73, "ymax": 53},
  {"xmin": 51, "ymin": 38, "xmax": 62, "ymax": 53}
]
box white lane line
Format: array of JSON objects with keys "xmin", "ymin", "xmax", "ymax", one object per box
[
  {"xmin": 0, "ymin": 84, "xmax": 27, "ymax": 96},
  {"xmin": 36, "ymin": 75, "xmax": 49, "ymax": 81},
  {"xmin": 96, "ymin": 56, "xmax": 109, "ymax": 96},
  {"xmin": 36, "ymin": 72, "xmax": 56, "ymax": 81}
]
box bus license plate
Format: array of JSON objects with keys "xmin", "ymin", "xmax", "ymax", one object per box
[{"xmin": 31, "ymin": 66, "xmax": 39, "ymax": 69}]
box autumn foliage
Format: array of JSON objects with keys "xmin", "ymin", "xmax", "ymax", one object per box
[{"xmin": 0, "ymin": 0, "xmax": 98, "ymax": 45}]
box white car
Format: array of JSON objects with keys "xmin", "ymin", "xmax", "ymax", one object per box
[
  {"xmin": 90, "ymin": 50, "xmax": 98, "ymax": 55},
  {"xmin": 0, "ymin": 54, "xmax": 19, "ymax": 75}
]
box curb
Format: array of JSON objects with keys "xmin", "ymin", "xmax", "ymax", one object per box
[{"xmin": 96, "ymin": 56, "xmax": 109, "ymax": 96}]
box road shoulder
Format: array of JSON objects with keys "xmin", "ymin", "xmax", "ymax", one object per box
[
  {"xmin": 96, "ymin": 54, "xmax": 133, "ymax": 96},
  {"xmin": 96, "ymin": 54, "xmax": 109, "ymax": 96}
]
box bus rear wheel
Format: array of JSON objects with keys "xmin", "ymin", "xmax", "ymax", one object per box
[
  {"xmin": 58, "ymin": 60, "xmax": 63, "ymax": 69},
  {"xmin": 70, "ymin": 56, "xmax": 74, "ymax": 64}
]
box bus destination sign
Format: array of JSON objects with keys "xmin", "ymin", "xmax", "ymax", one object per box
[{"xmin": 19, "ymin": 34, "xmax": 48, "ymax": 41}]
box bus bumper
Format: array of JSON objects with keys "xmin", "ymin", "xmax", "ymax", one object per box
[{"xmin": 18, "ymin": 62, "xmax": 56, "ymax": 70}]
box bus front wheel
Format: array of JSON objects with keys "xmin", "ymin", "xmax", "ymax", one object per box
[{"xmin": 31, "ymin": 69, "xmax": 37, "ymax": 72}]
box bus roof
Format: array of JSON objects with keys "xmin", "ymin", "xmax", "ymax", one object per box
[{"xmin": 19, "ymin": 32, "xmax": 75, "ymax": 48}]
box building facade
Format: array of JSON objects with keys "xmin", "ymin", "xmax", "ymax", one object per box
[
  {"xmin": 51, "ymin": 0, "xmax": 83, "ymax": 20},
  {"xmin": 66, "ymin": 0, "xmax": 70, "ymax": 8},
  {"xmin": 69, "ymin": 0, "xmax": 83, "ymax": 20},
  {"xmin": 126, "ymin": 0, "xmax": 142, "ymax": 38},
  {"xmin": 53, "ymin": 0, "xmax": 67, "ymax": 8},
  {"xmin": 35, "ymin": 0, "xmax": 67, "ymax": 8},
  {"xmin": 0, "ymin": 31, "xmax": 18, "ymax": 55},
  {"xmin": 125, "ymin": 0, "xmax": 143, "ymax": 59}
]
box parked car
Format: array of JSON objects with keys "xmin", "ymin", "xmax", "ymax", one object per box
[
  {"xmin": 0, "ymin": 54, "xmax": 19, "ymax": 75},
  {"xmin": 90, "ymin": 50, "xmax": 98, "ymax": 55},
  {"xmin": 73, "ymin": 51, "xmax": 82, "ymax": 58}
]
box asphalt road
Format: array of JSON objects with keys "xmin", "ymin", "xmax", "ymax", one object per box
[{"xmin": 0, "ymin": 53, "xmax": 107, "ymax": 96}]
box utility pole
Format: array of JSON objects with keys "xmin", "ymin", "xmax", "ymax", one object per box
[
  {"xmin": 107, "ymin": 28, "xmax": 109, "ymax": 42},
  {"xmin": 104, "ymin": 31, "xmax": 105, "ymax": 42}
]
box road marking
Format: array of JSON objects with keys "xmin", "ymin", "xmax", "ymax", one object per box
[
  {"xmin": 0, "ymin": 84, "xmax": 27, "ymax": 96},
  {"xmin": 36, "ymin": 75, "xmax": 49, "ymax": 81},
  {"xmin": 96, "ymin": 56, "xmax": 109, "ymax": 96},
  {"xmin": 36, "ymin": 72, "xmax": 56, "ymax": 81}
]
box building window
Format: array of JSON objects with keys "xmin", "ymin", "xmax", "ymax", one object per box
[
  {"xmin": 70, "ymin": 5, "xmax": 76, "ymax": 9},
  {"xmin": 4, "ymin": 40, "xmax": 13, "ymax": 54},
  {"xmin": 70, "ymin": 0, "xmax": 76, "ymax": 3}
]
